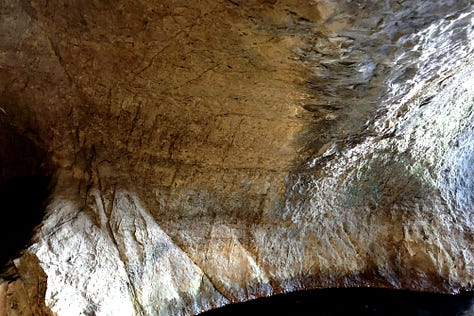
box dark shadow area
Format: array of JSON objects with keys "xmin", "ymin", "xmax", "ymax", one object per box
[
  {"xmin": 0, "ymin": 122, "xmax": 51, "ymax": 270},
  {"xmin": 201, "ymin": 288, "xmax": 474, "ymax": 316},
  {"xmin": 0, "ymin": 175, "xmax": 51, "ymax": 269}
]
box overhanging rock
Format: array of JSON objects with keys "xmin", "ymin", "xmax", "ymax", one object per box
[{"xmin": 1, "ymin": 1, "xmax": 474, "ymax": 315}]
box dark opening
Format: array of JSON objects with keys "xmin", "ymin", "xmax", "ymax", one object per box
[
  {"xmin": 0, "ymin": 175, "xmax": 50, "ymax": 268},
  {"xmin": 201, "ymin": 288, "xmax": 474, "ymax": 316},
  {"xmin": 0, "ymin": 123, "xmax": 51, "ymax": 270}
]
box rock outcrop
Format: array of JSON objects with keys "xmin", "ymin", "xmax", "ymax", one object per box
[{"xmin": 1, "ymin": 0, "xmax": 473, "ymax": 315}]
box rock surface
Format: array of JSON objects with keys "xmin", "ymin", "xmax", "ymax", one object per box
[
  {"xmin": 1, "ymin": 0, "xmax": 474, "ymax": 315},
  {"xmin": 0, "ymin": 252, "xmax": 53, "ymax": 316}
]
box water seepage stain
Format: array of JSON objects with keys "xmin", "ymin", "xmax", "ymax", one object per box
[
  {"xmin": 201, "ymin": 287, "xmax": 474, "ymax": 315},
  {"xmin": 0, "ymin": 175, "xmax": 50, "ymax": 269}
]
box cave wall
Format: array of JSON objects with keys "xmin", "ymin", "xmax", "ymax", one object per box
[{"xmin": 1, "ymin": 0, "xmax": 474, "ymax": 315}]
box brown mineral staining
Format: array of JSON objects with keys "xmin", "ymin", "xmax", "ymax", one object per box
[{"xmin": 0, "ymin": 253, "xmax": 53, "ymax": 316}]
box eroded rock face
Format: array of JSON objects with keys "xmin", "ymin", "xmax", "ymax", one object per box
[
  {"xmin": 0, "ymin": 252, "xmax": 53, "ymax": 316},
  {"xmin": 1, "ymin": 0, "xmax": 474, "ymax": 315}
]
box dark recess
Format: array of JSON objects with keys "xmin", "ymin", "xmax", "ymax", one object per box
[
  {"xmin": 201, "ymin": 288, "xmax": 474, "ymax": 316},
  {"xmin": 0, "ymin": 123, "xmax": 51, "ymax": 270},
  {"xmin": 0, "ymin": 175, "xmax": 50, "ymax": 270}
]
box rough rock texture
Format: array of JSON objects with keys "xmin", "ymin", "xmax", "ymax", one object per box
[
  {"xmin": 0, "ymin": 252, "xmax": 53, "ymax": 316},
  {"xmin": 1, "ymin": 0, "xmax": 474, "ymax": 315}
]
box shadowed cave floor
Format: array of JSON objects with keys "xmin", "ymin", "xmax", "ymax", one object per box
[{"xmin": 201, "ymin": 288, "xmax": 474, "ymax": 316}]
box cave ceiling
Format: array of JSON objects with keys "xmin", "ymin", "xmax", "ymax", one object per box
[{"xmin": 1, "ymin": 0, "xmax": 474, "ymax": 315}]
